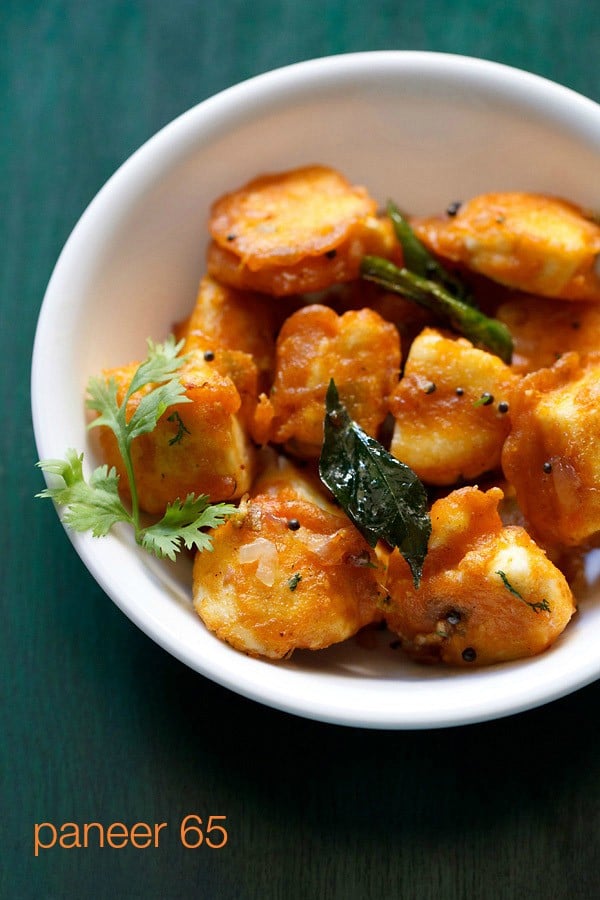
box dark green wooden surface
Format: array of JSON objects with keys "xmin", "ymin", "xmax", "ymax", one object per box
[{"xmin": 2, "ymin": 1, "xmax": 600, "ymax": 897}]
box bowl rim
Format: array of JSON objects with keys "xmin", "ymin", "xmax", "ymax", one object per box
[{"xmin": 31, "ymin": 50, "xmax": 600, "ymax": 729}]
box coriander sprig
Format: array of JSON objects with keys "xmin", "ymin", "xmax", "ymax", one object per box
[
  {"xmin": 86, "ymin": 336, "xmax": 191, "ymax": 527},
  {"xmin": 36, "ymin": 336, "xmax": 235, "ymax": 560}
]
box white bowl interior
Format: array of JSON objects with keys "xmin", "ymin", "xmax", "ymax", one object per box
[{"xmin": 32, "ymin": 51, "xmax": 600, "ymax": 728}]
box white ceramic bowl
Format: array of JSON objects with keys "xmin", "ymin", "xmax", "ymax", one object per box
[{"xmin": 32, "ymin": 51, "xmax": 600, "ymax": 729}]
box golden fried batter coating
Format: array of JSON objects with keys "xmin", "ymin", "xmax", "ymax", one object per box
[
  {"xmin": 385, "ymin": 486, "xmax": 575, "ymax": 666},
  {"xmin": 88, "ymin": 169, "xmax": 600, "ymax": 669},
  {"xmin": 192, "ymin": 458, "xmax": 385, "ymax": 658},
  {"xmin": 496, "ymin": 293, "xmax": 600, "ymax": 374},
  {"xmin": 93, "ymin": 350, "xmax": 256, "ymax": 514},
  {"xmin": 413, "ymin": 192, "xmax": 600, "ymax": 300},
  {"xmin": 175, "ymin": 275, "xmax": 279, "ymax": 390},
  {"xmin": 389, "ymin": 328, "xmax": 517, "ymax": 484},
  {"xmin": 209, "ymin": 165, "xmax": 377, "ymax": 266},
  {"xmin": 254, "ymin": 304, "xmax": 401, "ymax": 457},
  {"xmin": 207, "ymin": 165, "xmax": 399, "ymax": 295},
  {"xmin": 501, "ymin": 352, "xmax": 600, "ymax": 547}
]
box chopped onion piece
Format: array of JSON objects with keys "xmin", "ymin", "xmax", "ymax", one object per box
[{"xmin": 238, "ymin": 538, "xmax": 279, "ymax": 586}]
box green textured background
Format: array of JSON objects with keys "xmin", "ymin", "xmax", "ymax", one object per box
[{"xmin": 2, "ymin": 2, "xmax": 600, "ymax": 897}]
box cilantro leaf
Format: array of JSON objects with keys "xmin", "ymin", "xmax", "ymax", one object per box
[
  {"xmin": 126, "ymin": 378, "xmax": 191, "ymax": 442},
  {"xmin": 36, "ymin": 337, "xmax": 235, "ymax": 562},
  {"xmin": 127, "ymin": 336, "xmax": 187, "ymax": 396},
  {"xmin": 86, "ymin": 335, "xmax": 191, "ymax": 445},
  {"xmin": 140, "ymin": 494, "xmax": 237, "ymax": 560},
  {"xmin": 85, "ymin": 335, "xmax": 193, "ymax": 526},
  {"xmin": 85, "ymin": 376, "xmax": 122, "ymax": 434},
  {"xmin": 36, "ymin": 450, "xmax": 131, "ymax": 537}
]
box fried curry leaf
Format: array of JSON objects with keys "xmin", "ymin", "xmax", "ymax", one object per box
[
  {"xmin": 360, "ymin": 254, "xmax": 513, "ymax": 363},
  {"xmin": 318, "ymin": 380, "xmax": 431, "ymax": 586},
  {"xmin": 387, "ymin": 200, "xmax": 474, "ymax": 304}
]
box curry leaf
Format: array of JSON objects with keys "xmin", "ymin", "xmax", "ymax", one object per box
[
  {"xmin": 387, "ymin": 200, "xmax": 474, "ymax": 304},
  {"xmin": 360, "ymin": 255, "xmax": 513, "ymax": 363},
  {"xmin": 318, "ymin": 380, "xmax": 431, "ymax": 587}
]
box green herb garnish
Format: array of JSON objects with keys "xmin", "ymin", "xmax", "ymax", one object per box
[
  {"xmin": 167, "ymin": 410, "xmax": 191, "ymax": 445},
  {"xmin": 36, "ymin": 336, "xmax": 235, "ymax": 560},
  {"xmin": 496, "ymin": 570, "xmax": 551, "ymax": 614},
  {"xmin": 318, "ymin": 380, "xmax": 431, "ymax": 587},
  {"xmin": 288, "ymin": 572, "xmax": 302, "ymax": 592}
]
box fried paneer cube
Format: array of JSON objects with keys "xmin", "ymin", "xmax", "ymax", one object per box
[
  {"xmin": 412, "ymin": 192, "xmax": 600, "ymax": 300},
  {"xmin": 385, "ymin": 486, "xmax": 575, "ymax": 666},
  {"xmin": 502, "ymin": 352, "xmax": 600, "ymax": 547},
  {"xmin": 175, "ymin": 275, "xmax": 281, "ymax": 391},
  {"xmin": 389, "ymin": 328, "xmax": 517, "ymax": 484},
  {"xmin": 254, "ymin": 304, "xmax": 401, "ymax": 457},
  {"xmin": 192, "ymin": 458, "xmax": 385, "ymax": 659},
  {"xmin": 93, "ymin": 349, "xmax": 256, "ymax": 514},
  {"xmin": 496, "ymin": 293, "xmax": 600, "ymax": 374},
  {"xmin": 207, "ymin": 165, "xmax": 399, "ymax": 296}
]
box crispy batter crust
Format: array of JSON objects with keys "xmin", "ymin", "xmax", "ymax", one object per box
[
  {"xmin": 207, "ymin": 165, "xmax": 399, "ymax": 295},
  {"xmin": 385, "ymin": 487, "xmax": 575, "ymax": 665},
  {"xmin": 413, "ymin": 192, "xmax": 600, "ymax": 300},
  {"xmin": 501, "ymin": 352, "xmax": 600, "ymax": 547}
]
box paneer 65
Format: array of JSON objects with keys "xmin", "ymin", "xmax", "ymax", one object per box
[
  {"xmin": 207, "ymin": 165, "xmax": 399, "ymax": 296},
  {"xmin": 496, "ymin": 294, "xmax": 600, "ymax": 375},
  {"xmin": 193, "ymin": 458, "xmax": 385, "ymax": 658},
  {"xmin": 502, "ymin": 351, "xmax": 600, "ymax": 547},
  {"xmin": 175, "ymin": 275, "xmax": 286, "ymax": 392},
  {"xmin": 389, "ymin": 328, "xmax": 517, "ymax": 485},
  {"xmin": 92, "ymin": 349, "xmax": 256, "ymax": 514},
  {"xmin": 253, "ymin": 304, "xmax": 401, "ymax": 457},
  {"xmin": 49, "ymin": 165, "xmax": 599, "ymax": 673},
  {"xmin": 385, "ymin": 486, "xmax": 575, "ymax": 666},
  {"xmin": 412, "ymin": 192, "xmax": 600, "ymax": 300}
]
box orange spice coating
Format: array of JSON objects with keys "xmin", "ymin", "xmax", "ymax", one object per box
[
  {"xmin": 93, "ymin": 349, "xmax": 256, "ymax": 514},
  {"xmin": 496, "ymin": 293, "xmax": 600, "ymax": 374},
  {"xmin": 207, "ymin": 165, "xmax": 400, "ymax": 295},
  {"xmin": 389, "ymin": 328, "xmax": 517, "ymax": 484},
  {"xmin": 385, "ymin": 486, "xmax": 575, "ymax": 666},
  {"xmin": 412, "ymin": 192, "xmax": 600, "ymax": 300},
  {"xmin": 86, "ymin": 167, "xmax": 600, "ymax": 669},
  {"xmin": 210, "ymin": 164, "xmax": 378, "ymax": 267},
  {"xmin": 174, "ymin": 275, "xmax": 280, "ymax": 391},
  {"xmin": 501, "ymin": 352, "xmax": 600, "ymax": 547},
  {"xmin": 192, "ymin": 458, "xmax": 385, "ymax": 658},
  {"xmin": 254, "ymin": 304, "xmax": 401, "ymax": 457}
]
